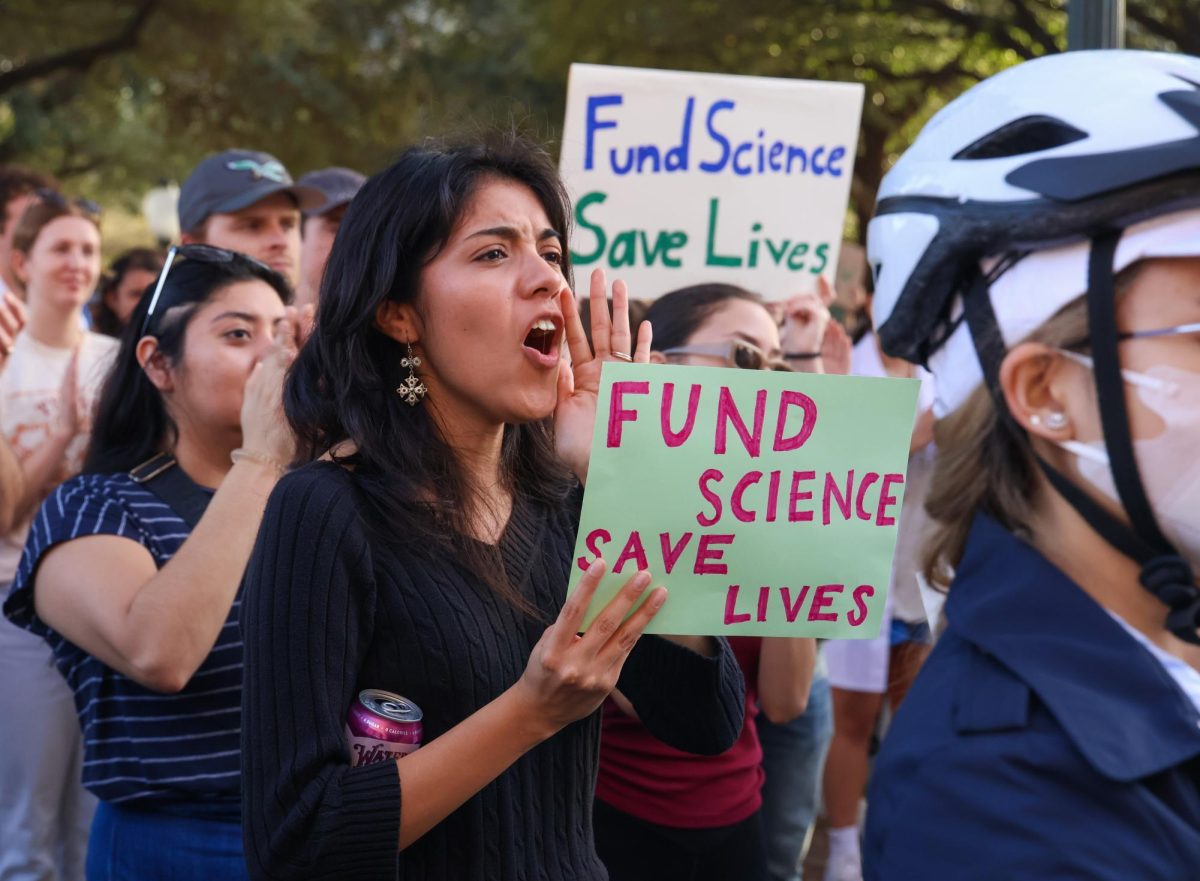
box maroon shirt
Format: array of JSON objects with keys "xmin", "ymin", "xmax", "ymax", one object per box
[{"xmin": 596, "ymin": 636, "xmax": 764, "ymax": 829}]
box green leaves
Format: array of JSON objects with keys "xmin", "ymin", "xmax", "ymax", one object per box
[{"xmin": 0, "ymin": 0, "xmax": 1192, "ymax": 236}]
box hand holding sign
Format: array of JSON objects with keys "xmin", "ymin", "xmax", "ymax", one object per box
[
  {"xmin": 515, "ymin": 556, "xmax": 666, "ymax": 739},
  {"xmin": 554, "ymin": 269, "xmax": 653, "ymax": 484}
]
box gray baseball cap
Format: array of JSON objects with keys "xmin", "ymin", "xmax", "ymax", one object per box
[
  {"xmin": 296, "ymin": 167, "xmax": 366, "ymax": 218},
  {"xmin": 178, "ymin": 149, "xmax": 325, "ymax": 232}
]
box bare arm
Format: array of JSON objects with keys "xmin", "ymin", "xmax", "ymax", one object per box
[
  {"xmin": 0, "ymin": 434, "xmax": 23, "ymax": 535},
  {"xmin": 12, "ymin": 429, "xmax": 74, "ymax": 525},
  {"xmin": 35, "ymin": 458, "xmax": 281, "ymax": 692},
  {"xmin": 0, "ymin": 293, "xmax": 29, "ymax": 530},
  {"xmin": 757, "ymin": 637, "xmax": 817, "ymax": 725},
  {"xmin": 34, "ymin": 330, "xmax": 299, "ymax": 693},
  {"xmin": 15, "ymin": 345, "xmax": 84, "ymax": 524}
]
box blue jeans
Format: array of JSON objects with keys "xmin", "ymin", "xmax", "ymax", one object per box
[
  {"xmin": 86, "ymin": 802, "xmax": 248, "ymax": 881},
  {"xmin": 758, "ymin": 669, "xmax": 834, "ymax": 881}
]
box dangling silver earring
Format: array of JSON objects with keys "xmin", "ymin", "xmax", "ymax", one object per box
[{"xmin": 398, "ymin": 342, "xmax": 427, "ymax": 406}]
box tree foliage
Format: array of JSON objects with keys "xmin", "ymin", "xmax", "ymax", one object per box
[{"xmin": 0, "ymin": 0, "xmax": 1194, "ymax": 232}]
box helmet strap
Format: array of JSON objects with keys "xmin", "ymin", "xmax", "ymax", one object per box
[{"xmin": 960, "ymin": 243, "xmax": 1200, "ymax": 644}]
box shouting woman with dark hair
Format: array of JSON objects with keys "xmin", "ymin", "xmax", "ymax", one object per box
[
  {"xmin": 3, "ymin": 247, "xmax": 303, "ymax": 880},
  {"xmin": 239, "ymin": 136, "xmax": 746, "ymax": 881}
]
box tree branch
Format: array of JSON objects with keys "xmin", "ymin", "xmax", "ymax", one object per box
[
  {"xmin": 901, "ymin": 0, "xmax": 1041, "ymax": 60},
  {"xmin": 0, "ymin": 0, "xmax": 160, "ymax": 96},
  {"xmin": 1127, "ymin": 2, "xmax": 1198, "ymax": 55},
  {"xmin": 1007, "ymin": 0, "xmax": 1061, "ymax": 55},
  {"xmin": 858, "ymin": 56, "xmax": 981, "ymax": 85}
]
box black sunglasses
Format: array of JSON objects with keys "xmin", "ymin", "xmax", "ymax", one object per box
[
  {"xmin": 662, "ymin": 340, "xmax": 794, "ymax": 372},
  {"xmin": 140, "ymin": 244, "xmax": 260, "ymax": 337},
  {"xmin": 36, "ymin": 187, "xmax": 102, "ymax": 218}
]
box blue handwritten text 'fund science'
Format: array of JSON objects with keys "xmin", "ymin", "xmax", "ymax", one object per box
[{"xmin": 584, "ymin": 95, "xmax": 849, "ymax": 177}]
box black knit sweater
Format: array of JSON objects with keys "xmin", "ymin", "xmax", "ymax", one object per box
[{"xmin": 240, "ymin": 462, "xmax": 745, "ymax": 881}]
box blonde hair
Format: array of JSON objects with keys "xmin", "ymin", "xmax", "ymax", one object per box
[
  {"xmin": 921, "ymin": 291, "xmax": 1108, "ymax": 592},
  {"xmin": 920, "ymin": 269, "xmax": 1140, "ymax": 590}
]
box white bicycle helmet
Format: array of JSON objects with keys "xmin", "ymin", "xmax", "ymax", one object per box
[{"xmin": 866, "ymin": 50, "xmax": 1200, "ymax": 641}]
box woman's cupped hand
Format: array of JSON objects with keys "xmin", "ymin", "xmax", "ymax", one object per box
[{"xmin": 553, "ymin": 269, "xmax": 652, "ymax": 484}]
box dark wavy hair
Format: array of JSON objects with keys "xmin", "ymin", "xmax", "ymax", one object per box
[
  {"xmin": 92, "ymin": 247, "xmax": 166, "ymax": 337},
  {"xmin": 644, "ymin": 283, "xmax": 763, "ymax": 350},
  {"xmin": 285, "ymin": 134, "xmax": 575, "ymax": 612},
  {"xmin": 84, "ymin": 255, "xmax": 291, "ymax": 474}
]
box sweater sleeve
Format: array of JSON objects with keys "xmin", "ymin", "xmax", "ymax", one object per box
[
  {"xmin": 240, "ymin": 468, "xmax": 400, "ymax": 881},
  {"xmin": 616, "ymin": 635, "xmax": 745, "ymax": 756}
]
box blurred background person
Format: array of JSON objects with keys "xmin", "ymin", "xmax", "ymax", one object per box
[
  {"xmin": 4, "ymin": 248, "xmax": 299, "ymax": 880},
  {"xmin": 0, "ymin": 166, "xmax": 57, "ymax": 302},
  {"xmin": 594, "ymin": 283, "xmax": 817, "ymax": 881},
  {"xmin": 819, "ymin": 311, "xmax": 936, "ymax": 881},
  {"xmin": 89, "ymin": 247, "xmax": 165, "ymax": 338},
  {"xmin": 0, "ymin": 195, "xmax": 114, "ymax": 881},
  {"xmin": 177, "ymin": 149, "xmax": 322, "ymax": 292},
  {"xmin": 758, "ymin": 278, "xmax": 848, "ymax": 881},
  {"xmin": 295, "ymin": 166, "xmax": 365, "ymax": 308}
]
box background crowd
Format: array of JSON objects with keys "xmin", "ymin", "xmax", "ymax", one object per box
[
  {"xmin": 0, "ymin": 139, "xmax": 934, "ymax": 881},
  {"xmin": 0, "ymin": 4, "xmax": 1198, "ymax": 881}
]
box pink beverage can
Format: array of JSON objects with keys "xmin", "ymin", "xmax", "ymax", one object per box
[{"xmin": 345, "ymin": 689, "xmax": 423, "ymax": 767}]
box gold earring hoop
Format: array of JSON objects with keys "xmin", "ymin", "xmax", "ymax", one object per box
[{"xmin": 397, "ymin": 342, "xmax": 428, "ymax": 406}]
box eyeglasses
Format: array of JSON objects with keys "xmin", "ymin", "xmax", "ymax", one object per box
[
  {"xmin": 36, "ymin": 188, "xmax": 101, "ymax": 218},
  {"xmin": 662, "ymin": 340, "xmax": 794, "ymax": 372},
  {"xmin": 1118, "ymin": 321, "xmax": 1200, "ymax": 341},
  {"xmin": 139, "ymin": 243, "xmax": 249, "ymax": 337}
]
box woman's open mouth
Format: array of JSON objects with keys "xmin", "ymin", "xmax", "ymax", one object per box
[
  {"xmin": 525, "ymin": 319, "xmax": 557, "ymax": 355},
  {"xmin": 522, "ymin": 317, "xmax": 562, "ymax": 367}
]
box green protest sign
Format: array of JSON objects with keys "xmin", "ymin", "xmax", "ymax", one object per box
[{"xmin": 569, "ymin": 363, "xmax": 920, "ymax": 638}]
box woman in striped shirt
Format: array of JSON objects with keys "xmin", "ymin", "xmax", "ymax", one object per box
[{"xmin": 2, "ymin": 248, "xmax": 303, "ymax": 880}]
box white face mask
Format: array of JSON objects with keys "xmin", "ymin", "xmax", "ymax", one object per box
[{"xmin": 1056, "ymin": 355, "xmax": 1200, "ymax": 571}]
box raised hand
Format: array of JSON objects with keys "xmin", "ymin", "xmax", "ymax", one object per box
[
  {"xmin": 0, "ymin": 292, "xmax": 27, "ymax": 373},
  {"xmin": 781, "ymin": 290, "xmax": 832, "ymax": 357},
  {"xmin": 516, "ymin": 557, "xmax": 666, "ymax": 736},
  {"xmin": 554, "ymin": 269, "xmax": 652, "ymax": 483},
  {"xmin": 50, "ymin": 346, "xmax": 81, "ymax": 442},
  {"xmin": 239, "ymin": 308, "xmax": 301, "ymax": 469},
  {"xmin": 821, "ymin": 319, "xmax": 854, "ymax": 377}
]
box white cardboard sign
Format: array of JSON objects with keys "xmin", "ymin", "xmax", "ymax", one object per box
[{"xmin": 560, "ymin": 64, "xmax": 864, "ymax": 302}]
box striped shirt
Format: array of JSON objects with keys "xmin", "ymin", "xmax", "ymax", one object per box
[{"xmin": 3, "ymin": 472, "xmax": 241, "ymax": 817}]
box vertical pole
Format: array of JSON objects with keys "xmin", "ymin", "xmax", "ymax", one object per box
[{"xmin": 1068, "ymin": 0, "xmax": 1126, "ymax": 50}]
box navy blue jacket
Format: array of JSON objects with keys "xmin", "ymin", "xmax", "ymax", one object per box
[{"xmin": 864, "ymin": 516, "xmax": 1200, "ymax": 881}]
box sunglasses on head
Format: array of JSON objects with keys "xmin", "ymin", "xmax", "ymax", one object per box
[
  {"xmin": 139, "ymin": 243, "xmax": 265, "ymax": 337},
  {"xmin": 662, "ymin": 340, "xmax": 794, "ymax": 372},
  {"xmin": 36, "ymin": 187, "xmax": 102, "ymax": 219}
]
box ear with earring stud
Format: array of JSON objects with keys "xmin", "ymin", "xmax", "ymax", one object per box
[
  {"xmin": 398, "ymin": 341, "xmax": 428, "ymax": 406},
  {"xmin": 1030, "ymin": 410, "xmax": 1069, "ymax": 430}
]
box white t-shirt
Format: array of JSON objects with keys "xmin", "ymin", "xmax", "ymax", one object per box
[
  {"xmin": 852, "ymin": 331, "xmax": 937, "ymax": 625},
  {"xmin": 0, "ymin": 330, "xmax": 118, "ymax": 581}
]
